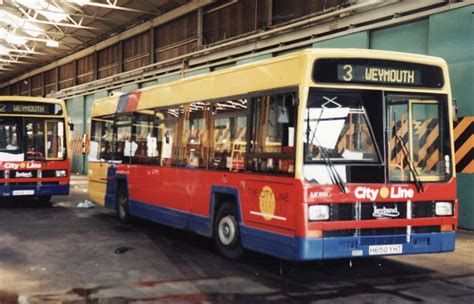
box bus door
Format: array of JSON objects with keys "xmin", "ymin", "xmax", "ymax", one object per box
[
  {"xmin": 388, "ymin": 98, "xmax": 448, "ymax": 182},
  {"xmin": 88, "ymin": 117, "xmax": 114, "ymax": 206}
]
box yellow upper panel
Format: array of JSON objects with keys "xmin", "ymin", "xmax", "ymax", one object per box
[{"xmin": 91, "ymin": 48, "xmax": 450, "ymax": 117}]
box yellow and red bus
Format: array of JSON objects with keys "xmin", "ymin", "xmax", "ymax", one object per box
[
  {"xmin": 88, "ymin": 49, "xmax": 457, "ymax": 260},
  {"xmin": 0, "ymin": 96, "xmax": 70, "ymax": 203}
]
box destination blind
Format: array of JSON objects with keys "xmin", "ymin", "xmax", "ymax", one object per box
[
  {"xmin": 0, "ymin": 102, "xmax": 62, "ymax": 115},
  {"xmin": 313, "ymin": 59, "xmax": 444, "ymax": 88}
]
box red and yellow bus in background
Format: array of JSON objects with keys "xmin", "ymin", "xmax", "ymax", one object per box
[
  {"xmin": 88, "ymin": 49, "xmax": 457, "ymax": 260},
  {"xmin": 0, "ymin": 96, "xmax": 70, "ymax": 203}
]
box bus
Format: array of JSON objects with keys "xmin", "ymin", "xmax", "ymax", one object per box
[
  {"xmin": 0, "ymin": 96, "xmax": 70, "ymax": 203},
  {"xmin": 88, "ymin": 49, "xmax": 457, "ymax": 260}
]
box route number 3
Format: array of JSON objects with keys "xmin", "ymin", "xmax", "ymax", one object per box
[{"xmin": 342, "ymin": 64, "xmax": 353, "ymax": 81}]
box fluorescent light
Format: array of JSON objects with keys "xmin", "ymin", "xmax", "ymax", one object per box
[
  {"xmin": 0, "ymin": 46, "xmax": 9, "ymax": 55},
  {"xmin": 46, "ymin": 40, "xmax": 59, "ymax": 47},
  {"xmin": 6, "ymin": 34, "xmax": 27, "ymax": 46},
  {"xmin": 69, "ymin": 0, "xmax": 91, "ymax": 6}
]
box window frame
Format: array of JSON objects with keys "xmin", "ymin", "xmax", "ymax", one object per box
[
  {"xmin": 386, "ymin": 93, "xmax": 452, "ymax": 183},
  {"xmin": 303, "ymin": 90, "xmax": 383, "ymax": 166}
]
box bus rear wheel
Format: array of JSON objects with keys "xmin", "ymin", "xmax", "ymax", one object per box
[
  {"xmin": 116, "ymin": 184, "xmax": 130, "ymax": 223},
  {"xmin": 214, "ymin": 202, "xmax": 243, "ymax": 259}
]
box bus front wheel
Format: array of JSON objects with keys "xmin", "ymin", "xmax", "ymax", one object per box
[
  {"xmin": 214, "ymin": 202, "xmax": 243, "ymax": 259},
  {"xmin": 117, "ymin": 184, "xmax": 130, "ymax": 223}
]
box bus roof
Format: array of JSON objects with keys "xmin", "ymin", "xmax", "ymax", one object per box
[
  {"xmin": 0, "ymin": 95, "xmax": 65, "ymax": 105},
  {"xmin": 91, "ymin": 48, "xmax": 449, "ymax": 117}
]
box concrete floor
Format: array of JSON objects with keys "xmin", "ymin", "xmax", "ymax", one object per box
[{"xmin": 0, "ymin": 175, "xmax": 473, "ymax": 303}]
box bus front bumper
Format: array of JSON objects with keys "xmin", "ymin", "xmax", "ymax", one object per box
[
  {"xmin": 0, "ymin": 184, "xmax": 69, "ymax": 198},
  {"xmin": 241, "ymin": 226, "xmax": 456, "ymax": 261}
]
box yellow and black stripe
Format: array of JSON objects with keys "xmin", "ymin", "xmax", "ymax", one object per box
[{"xmin": 454, "ymin": 116, "xmax": 474, "ymax": 174}]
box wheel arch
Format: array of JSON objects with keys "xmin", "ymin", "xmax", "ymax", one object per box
[
  {"xmin": 105, "ymin": 172, "xmax": 129, "ymax": 210},
  {"xmin": 209, "ymin": 186, "xmax": 243, "ymax": 238}
]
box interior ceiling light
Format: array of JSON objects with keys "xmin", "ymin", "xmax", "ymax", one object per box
[
  {"xmin": 15, "ymin": 0, "xmax": 68, "ymax": 23},
  {"xmin": 0, "ymin": 29, "xmax": 28, "ymax": 46},
  {"xmin": 69, "ymin": 0, "xmax": 91, "ymax": 6},
  {"xmin": 0, "ymin": 45, "xmax": 10, "ymax": 55},
  {"xmin": 46, "ymin": 40, "xmax": 59, "ymax": 47},
  {"xmin": 0, "ymin": 28, "xmax": 57, "ymax": 48},
  {"xmin": 0, "ymin": 9, "xmax": 43, "ymax": 37}
]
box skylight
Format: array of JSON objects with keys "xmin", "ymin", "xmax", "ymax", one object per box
[
  {"xmin": 16, "ymin": 0, "xmax": 68, "ymax": 23},
  {"xmin": 0, "ymin": 9, "xmax": 44, "ymax": 37}
]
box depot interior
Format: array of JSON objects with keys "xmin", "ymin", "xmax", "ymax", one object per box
[{"xmin": 0, "ymin": 0, "xmax": 472, "ymax": 229}]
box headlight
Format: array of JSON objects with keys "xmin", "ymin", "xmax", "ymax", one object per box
[
  {"xmin": 55, "ymin": 170, "xmax": 67, "ymax": 177},
  {"xmin": 308, "ymin": 205, "xmax": 329, "ymax": 221},
  {"xmin": 435, "ymin": 202, "xmax": 453, "ymax": 216}
]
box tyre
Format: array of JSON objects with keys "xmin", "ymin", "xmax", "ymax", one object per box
[
  {"xmin": 116, "ymin": 184, "xmax": 130, "ymax": 223},
  {"xmin": 214, "ymin": 202, "xmax": 243, "ymax": 259}
]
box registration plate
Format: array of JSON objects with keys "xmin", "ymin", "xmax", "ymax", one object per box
[
  {"xmin": 12, "ymin": 190, "xmax": 35, "ymax": 196},
  {"xmin": 368, "ymin": 244, "xmax": 403, "ymax": 256}
]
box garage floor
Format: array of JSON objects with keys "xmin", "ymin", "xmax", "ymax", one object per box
[{"xmin": 0, "ymin": 175, "xmax": 473, "ymax": 303}]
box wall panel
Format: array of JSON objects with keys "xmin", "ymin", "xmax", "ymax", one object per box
[
  {"xmin": 44, "ymin": 69, "xmax": 57, "ymax": 95},
  {"xmin": 0, "ymin": 86, "xmax": 9, "ymax": 95},
  {"xmin": 203, "ymin": 0, "xmax": 261, "ymax": 45},
  {"xmin": 31, "ymin": 74, "xmax": 42, "ymax": 96},
  {"xmin": 10, "ymin": 83, "xmax": 19, "ymax": 96},
  {"xmin": 273, "ymin": 0, "xmax": 345, "ymax": 25},
  {"xmin": 59, "ymin": 61, "xmax": 75, "ymax": 90},
  {"xmin": 370, "ymin": 20, "xmax": 429, "ymax": 54},
  {"xmin": 20, "ymin": 80, "xmax": 29, "ymax": 96},
  {"xmin": 98, "ymin": 44, "xmax": 119, "ymax": 79},
  {"xmin": 155, "ymin": 12, "xmax": 197, "ymax": 62},
  {"xmin": 77, "ymin": 54, "xmax": 95, "ymax": 85},
  {"xmin": 124, "ymin": 32, "xmax": 151, "ymax": 71}
]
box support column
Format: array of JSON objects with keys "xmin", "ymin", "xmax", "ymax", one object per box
[
  {"xmin": 73, "ymin": 60, "xmax": 78, "ymax": 86},
  {"xmin": 40, "ymin": 72, "xmax": 45, "ymax": 97},
  {"xmin": 93, "ymin": 52, "xmax": 98, "ymax": 81},
  {"xmin": 197, "ymin": 8, "xmax": 204, "ymax": 49},
  {"xmin": 149, "ymin": 27, "xmax": 155, "ymax": 64},
  {"xmin": 265, "ymin": 0, "xmax": 273, "ymax": 27},
  {"xmin": 118, "ymin": 41, "xmax": 124, "ymax": 73},
  {"xmin": 55, "ymin": 66, "xmax": 59, "ymax": 92}
]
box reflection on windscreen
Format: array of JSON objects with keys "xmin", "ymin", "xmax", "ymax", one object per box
[
  {"xmin": 304, "ymin": 93, "xmax": 379, "ymax": 163},
  {"xmin": 0, "ymin": 118, "xmax": 66, "ymax": 161},
  {"xmin": 0, "ymin": 120, "xmax": 23, "ymax": 161}
]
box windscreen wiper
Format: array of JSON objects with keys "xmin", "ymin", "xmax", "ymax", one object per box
[
  {"xmin": 395, "ymin": 135, "xmax": 424, "ymax": 192},
  {"xmin": 314, "ymin": 138, "xmax": 347, "ymax": 193},
  {"xmin": 306, "ymin": 109, "xmax": 346, "ymax": 193}
]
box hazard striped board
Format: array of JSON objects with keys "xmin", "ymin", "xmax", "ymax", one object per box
[{"xmin": 454, "ymin": 116, "xmax": 474, "ymax": 173}]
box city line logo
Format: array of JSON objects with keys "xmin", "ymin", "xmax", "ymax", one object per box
[
  {"xmin": 354, "ymin": 186, "xmax": 414, "ymax": 201},
  {"xmin": 0, "ymin": 162, "xmax": 42, "ymax": 170}
]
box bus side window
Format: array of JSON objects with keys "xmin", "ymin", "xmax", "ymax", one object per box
[
  {"xmin": 114, "ymin": 113, "xmax": 133, "ymax": 162},
  {"xmin": 209, "ymin": 99, "xmax": 248, "ymax": 171},
  {"xmin": 248, "ymin": 92, "xmax": 296, "ymax": 175},
  {"xmin": 182, "ymin": 102, "xmax": 210, "ymax": 169},
  {"xmin": 90, "ymin": 117, "xmax": 113, "ymax": 161},
  {"xmin": 156, "ymin": 108, "xmax": 179, "ymax": 167},
  {"xmin": 132, "ymin": 111, "xmax": 159, "ymax": 164},
  {"xmin": 89, "ymin": 119, "xmax": 102, "ymax": 161}
]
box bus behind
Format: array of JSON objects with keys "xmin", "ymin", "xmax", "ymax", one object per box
[{"xmin": 0, "ymin": 96, "xmax": 70, "ymax": 203}]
